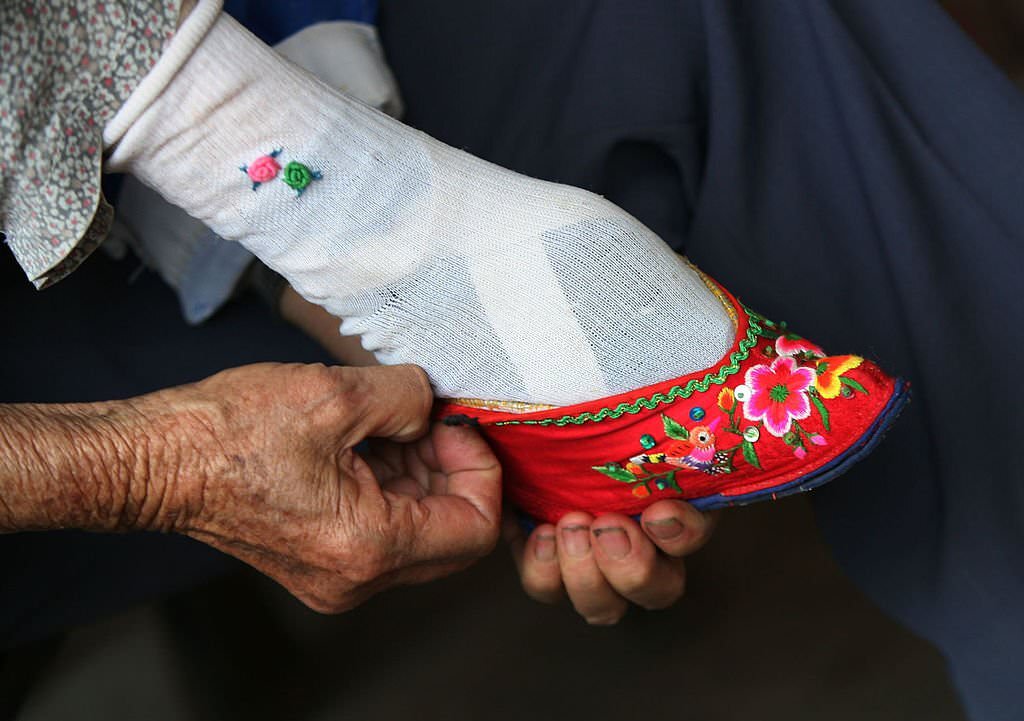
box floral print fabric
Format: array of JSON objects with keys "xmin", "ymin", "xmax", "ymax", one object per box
[{"xmin": 0, "ymin": 0, "xmax": 181, "ymax": 288}]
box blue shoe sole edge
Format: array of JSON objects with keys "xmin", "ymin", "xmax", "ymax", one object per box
[{"xmin": 688, "ymin": 377, "xmax": 911, "ymax": 511}]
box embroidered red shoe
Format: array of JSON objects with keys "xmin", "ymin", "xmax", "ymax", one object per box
[{"xmin": 437, "ymin": 272, "xmax": 909, "ymax": 524}]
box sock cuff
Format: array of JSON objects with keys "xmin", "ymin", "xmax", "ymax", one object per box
[
  {"xmin": 106, "ymin": 10, "xmax": 332, "ymax": 179},
  {"xmin": 103, "ymin": 0, "xmax": 224, "ymax": 148}
]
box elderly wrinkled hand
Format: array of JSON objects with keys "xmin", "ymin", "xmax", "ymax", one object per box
[
  {"xmin": 0, "ymin": 362, "xmax": 501, "ymax": 613},
  {"xmin": 160, "ymin": 362, "xmax": 503, "ymax": 612}
]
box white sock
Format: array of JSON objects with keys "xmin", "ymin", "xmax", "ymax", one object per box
[
  {"xmin": 107, "ymin": 13, "xmax": 733, "ymax": 406},
  {"xmin": 111, "ymin": 18, "xmax": 404, "ymax": 322}
]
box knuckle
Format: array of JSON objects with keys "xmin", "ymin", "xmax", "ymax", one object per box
[
  {"xmin": 322, "ymin": 366, "xmax": 364, "ymax": 412},
  {"xmin": 305, "ymin": 362, "xmax": 334, "ymax": 385},
  {"xmin": 401, "ymin": 364, "xmax": 433, "ymax": 401},
  {"xmin": 391, "ymin": 365, "xmax": 433, "ymax": 434}
]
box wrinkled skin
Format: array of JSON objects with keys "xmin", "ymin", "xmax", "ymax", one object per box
[{"xmin": 149, "ymin": 362, "xmax": 502, "ymax": 613}]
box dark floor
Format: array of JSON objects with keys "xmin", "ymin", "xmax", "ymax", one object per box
[{"xmin": 15, "ymin": 494, "xmax": 966, "ymax": 721}]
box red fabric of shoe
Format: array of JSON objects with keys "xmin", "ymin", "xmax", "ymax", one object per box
[{"xmin": 437, "ymin": 275, "xmax": 909, "ymax": 524}]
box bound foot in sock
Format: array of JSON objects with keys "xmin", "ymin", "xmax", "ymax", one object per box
[
  {"xmin": 108, "ymin": 9, "xmax": 907, "ymax": 525},
  {"xmin": 106, "ymin": 11, "xmax": 734, "ymax": 408}
]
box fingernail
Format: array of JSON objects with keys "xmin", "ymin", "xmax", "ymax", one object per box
[
  {"xmin": 534, "ymin": 534, "xmax": 556, "ymax": 562},
  {"xmin": 561, "ymin": 525, "xmax": 591, "ymax": 558},
  {"xmin": 645, "ymin": 517, "xmax": 685, "ymax": 541},
  {"xmin": 593, "ymin": 527, "xmax": 631, "ymax": 560}
]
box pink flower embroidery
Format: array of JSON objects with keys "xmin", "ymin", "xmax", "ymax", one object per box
[
  {"xmin": 775, "ymin": 334, "xmax": 825, "ymax": 359},
  {"xmin": 742, "ymin": 356, "xmax": 816, "ymax": 437},
  {"xmin": 247, "ymin": 156, "xmax": 280, "ymax": 182},
  {"xmin": 241, "ymin": 149, "xmax": 282, "ymax": 190}
]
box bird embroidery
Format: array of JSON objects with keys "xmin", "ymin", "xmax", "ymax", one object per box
[{"xmin": 630, "ymin": 417, "xmax": 731, "ymax": 475}]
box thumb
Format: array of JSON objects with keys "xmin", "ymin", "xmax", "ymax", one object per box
[
  {"xmin": 346, "ymin": 364, "xmax": 434, "ymax": 442},
  {"xmin": 408, "ymin": 424, "xmax": 503, "ymax": 563}
]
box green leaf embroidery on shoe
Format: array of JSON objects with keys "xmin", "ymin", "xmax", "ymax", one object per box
[
  {"xmin": 741, "ymin": 439, "xmax": 762, "ymax": 470},
  {"xmin": 662, "ymin": 413, "xmax": 690, "ymax": 441},
  {"xmin": 591, "ymin": 464, "xmax": 638, "ymax": 483},
  {"xmin": 809, "ymin": 389, "xmax": 831, "ymax": 432},
  {"xmin": 840, "ymin": 376, "xmax": 869, "ymax": 395}
]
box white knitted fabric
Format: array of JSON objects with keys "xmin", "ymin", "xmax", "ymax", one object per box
[
  {"xmin": 111, "ymin": 19, "xmax": 404, "ymax": 319},
  {"xmin": 107, "ymin": 13, "xmax": 733, "ymax": 406}
]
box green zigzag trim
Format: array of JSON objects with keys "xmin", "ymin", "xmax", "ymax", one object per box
[{"xmin": 495, "ymin": 305, "xmax": 766, "ymax": 427}]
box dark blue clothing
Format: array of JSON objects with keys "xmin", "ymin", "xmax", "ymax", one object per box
[
  {"xmin": 224, "ymin": 0, "xmax": 376, "ymax": 44},
  {"xmin": 378, "ymin": 2, "xmax": 1024, "ymax": 719}
]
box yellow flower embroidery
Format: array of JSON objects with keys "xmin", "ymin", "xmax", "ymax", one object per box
[{"xmin": 814, "ymin": 355, "xmax": 863, "ymax": 399}]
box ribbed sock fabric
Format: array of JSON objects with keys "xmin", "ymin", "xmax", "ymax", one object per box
[{"xmin": 107, "ymin": 12, "xmax": 733, "ymax": 406}]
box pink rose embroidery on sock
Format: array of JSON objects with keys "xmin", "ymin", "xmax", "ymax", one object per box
[{"xmin": 240, "ymin": 149, "xmax": 282, "ymax": 190}]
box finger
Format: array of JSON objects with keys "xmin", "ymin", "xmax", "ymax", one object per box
[
  {"xmin": 640, "ymin": 501, "xmax": 720, "ymax": 557},
  {"xmin": 557, "ymin": 513, "xmax": 628, "ymax": 625},
  {"xmin": 343, "ymin": 364, "xmax": 434, "ymax": 443},
  {"xmin": 364, "ymin": 436, "xmax": 442, "ymax": 498},
  {"xmin": 379, "ymin": 474, "xmax": 427, "ymax": 499},
  {"xmin": 590, "ymin": 514, "xmax": 686, "ymax": 610},
  {"xmin": 345, "ymin": 446, "xmax": 389, "ymax": 497},
  {"xmin": 401, "ymin": 437, "xmax": 436, "ymax": 491},
  {"xmin": 409, "ymin": 436, "xmax": 449, "ymax": 496},
  {"xmin": 414, "ymin": 429, "xmax": 441, "ymax": 472},
  {"xmin": 406, "ymin": 424, "xmax": 502, "ymax": 563},
  {"xmin": 512, "ymin": 520, "xmax": 562, "ymax": 605},
  {"xmin": 361, "ymin": 436, "xmax": 435, "ymax": 495}
]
